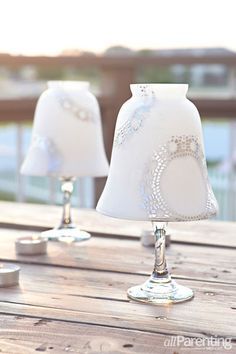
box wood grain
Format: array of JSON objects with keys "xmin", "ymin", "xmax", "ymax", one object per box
[
  {"xmin": 0, "ymin": 202, "xmax": 235, "ymax": 353},
  {"xmin": 0, "ymin": 263, "xmax": 235, "ymax": 338},
  {"xmin": 0, "ymin": 314, "xmax": 167, "ymax": 354},
  {"xmin": 1, "ymin": 201, "xmax": 236, "ymax": 248},
  {"xmin": 2, "ymin": 314, "xmax": 232, "ymax": 354},
  {"xmin": 0, "ymin": 228, "xmax": 235, "ymax": 284}
]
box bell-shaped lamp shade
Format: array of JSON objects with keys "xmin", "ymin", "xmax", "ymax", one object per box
[
  {"xmin": 97, "ymin": 84, "xmax": 218, "ymax": 222},
  {"xmin": 21, "ymin": 81, "xmax": 109, "ymax": 177}
]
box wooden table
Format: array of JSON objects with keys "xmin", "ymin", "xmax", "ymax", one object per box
[{"xmin": 0, "ymin": 201, "xmax": 235, "ymax": 353}]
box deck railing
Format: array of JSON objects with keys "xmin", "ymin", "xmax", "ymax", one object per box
[{"xmin": 0, "ymin": 54, "xmax": 236, "ymax": 219}]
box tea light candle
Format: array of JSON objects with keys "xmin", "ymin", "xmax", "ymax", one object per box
[
  {"xmin": 0, "ymin": 263, "xmax": 20, "ymax": 287},
  {"xmin": 15, "ymin": 236, "xmax": 47, "ymax": 255}
]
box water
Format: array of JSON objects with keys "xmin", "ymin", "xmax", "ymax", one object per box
[
  {"xmin": 0, "ymin": 121, "xmax": 234, "ymax": 218},
  {"xmin": 0, "ymin": 123, "xmax": 95, "ymax": 206},
  {"xmin": 203, "ymin": 121, "xmax": 230, "ymax": 161},
  {"xmin": 0, "ymin": 121, "xmax": 230, "ymax": 167}
]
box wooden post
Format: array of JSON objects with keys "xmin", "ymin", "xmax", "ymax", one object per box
[
  {"xmin": 16, "ymin": 123, "xmax": 25, "ymax": 202},
  {"xmin": 229, "ymin": 67, "xmax": 236, "ymax": 97},
  {"xmin": 228, "ymin": 120, "xmax": 236, "ymax": 220},
  {"xmin": 94, "ymin": 64, "xmax": 136, "ymax": 203}
]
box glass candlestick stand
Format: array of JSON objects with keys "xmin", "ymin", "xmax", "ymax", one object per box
[
  {"xmin": 41, "ymin": 177, "xmax": 91, "ymax": 243},
  {"xmin": 127, "ymin": 222, "xmax": 194, "ymax": 304}
]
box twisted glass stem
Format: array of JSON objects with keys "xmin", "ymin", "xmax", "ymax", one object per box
[
  {"xmin": 152, "ymin": 222, "xmax": 170, "ymax": 280},
  {"xmin": 59, "ymin": 177, "xmax": 75, "ymax": 229}
]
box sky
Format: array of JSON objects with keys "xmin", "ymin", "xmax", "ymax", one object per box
[{"xmin": 0, "ymin": 0, "xmax": 235, "ymax": 55}]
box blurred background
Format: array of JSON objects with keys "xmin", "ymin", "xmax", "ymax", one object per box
[{"xmin": 0, "ymin": 0, "xmax": 236, "ymax": 220}]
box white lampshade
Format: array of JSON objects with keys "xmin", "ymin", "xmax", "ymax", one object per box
[
  {"xmin": 97, "ymin": 84, "xmax": 218, "ymax": 221},
  {"xmin": 21, "ymin": 81, "xmax": 109, "ymax": 177}
]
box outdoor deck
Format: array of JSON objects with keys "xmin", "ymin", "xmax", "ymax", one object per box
[
  {"xmin": 0, "ymin": 201, "xmax": 235, "ymax": 353},
  {"xmin": 1, "ymin": 53, "xmax": 236, "ymax": 209}
]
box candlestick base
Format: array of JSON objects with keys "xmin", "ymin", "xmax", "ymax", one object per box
[
  {"xmin": 127, "ymin": 275, "xmax": 193, "ymax": 304},
  {"xmin": 41, "ymin": 226, "xmax": 91, "ymax": 243}
]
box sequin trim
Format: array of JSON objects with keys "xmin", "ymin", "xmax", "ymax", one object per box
[
  {"xmin": 141, "ymin": 135, "xmax": 218, "ymax": 221},
  {"xmin": 114, "ymin": 85, "xmax": 155, "ymax": 146},
  {"xmin": 54, "ymin": 89, "xmax": 95, "ymax": 123}
]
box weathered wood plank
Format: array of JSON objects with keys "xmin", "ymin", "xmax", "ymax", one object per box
[
  {"xmin": 0, "ymin": 314, "xmax": 166, "ymax": 354},
  {"xmin": 0, "ymin": 263, "xmax": 235, "ymax": 338},
  {"xmin": 2, "ymin": 314, "xmax": 233, "ymax": 354},
  {"xmin": 0, "ymin": 202, "xmax": 236, "ymax": 248},
  {"xmin": 0, "ymin": 228, "xmax": 235, "ymax": 284},
  {"xmin": 1, "ymin": 299, "xmax": 235, "ymax": 341},
  {"xmin": 0, "ymin": 203, "xmax": 235, "ymax": 349}
]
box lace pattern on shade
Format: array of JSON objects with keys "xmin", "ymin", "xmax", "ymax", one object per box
[
  {"xmin": 140, "ymin": 135, "xmax": 218, "ymax": 221},
  {"xmin": 54, "ymin": 89, "xmax": 95, "ymax": 123},
  {"xmin": 114, "ymin": 92, "xmax": 155, "ymax": 146},
  {"xmin": 30, "ymin": 135, "xmax": 62, "ymax": 173}
]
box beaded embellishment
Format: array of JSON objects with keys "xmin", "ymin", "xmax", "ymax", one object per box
[
  {"xmin": 114, "ymin": 85, "xmax": 155, "ymax": 146},
  {"xmin": 55, "ymin": 89, "xmax": 95, "ymax": 123},
  {"xmin": 30, "ymin": 135, "xmax": 62, "ymax": 173},
  {"xmin": 141, "ymin": 135, "xmax": 218, "ymax": 221}
]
